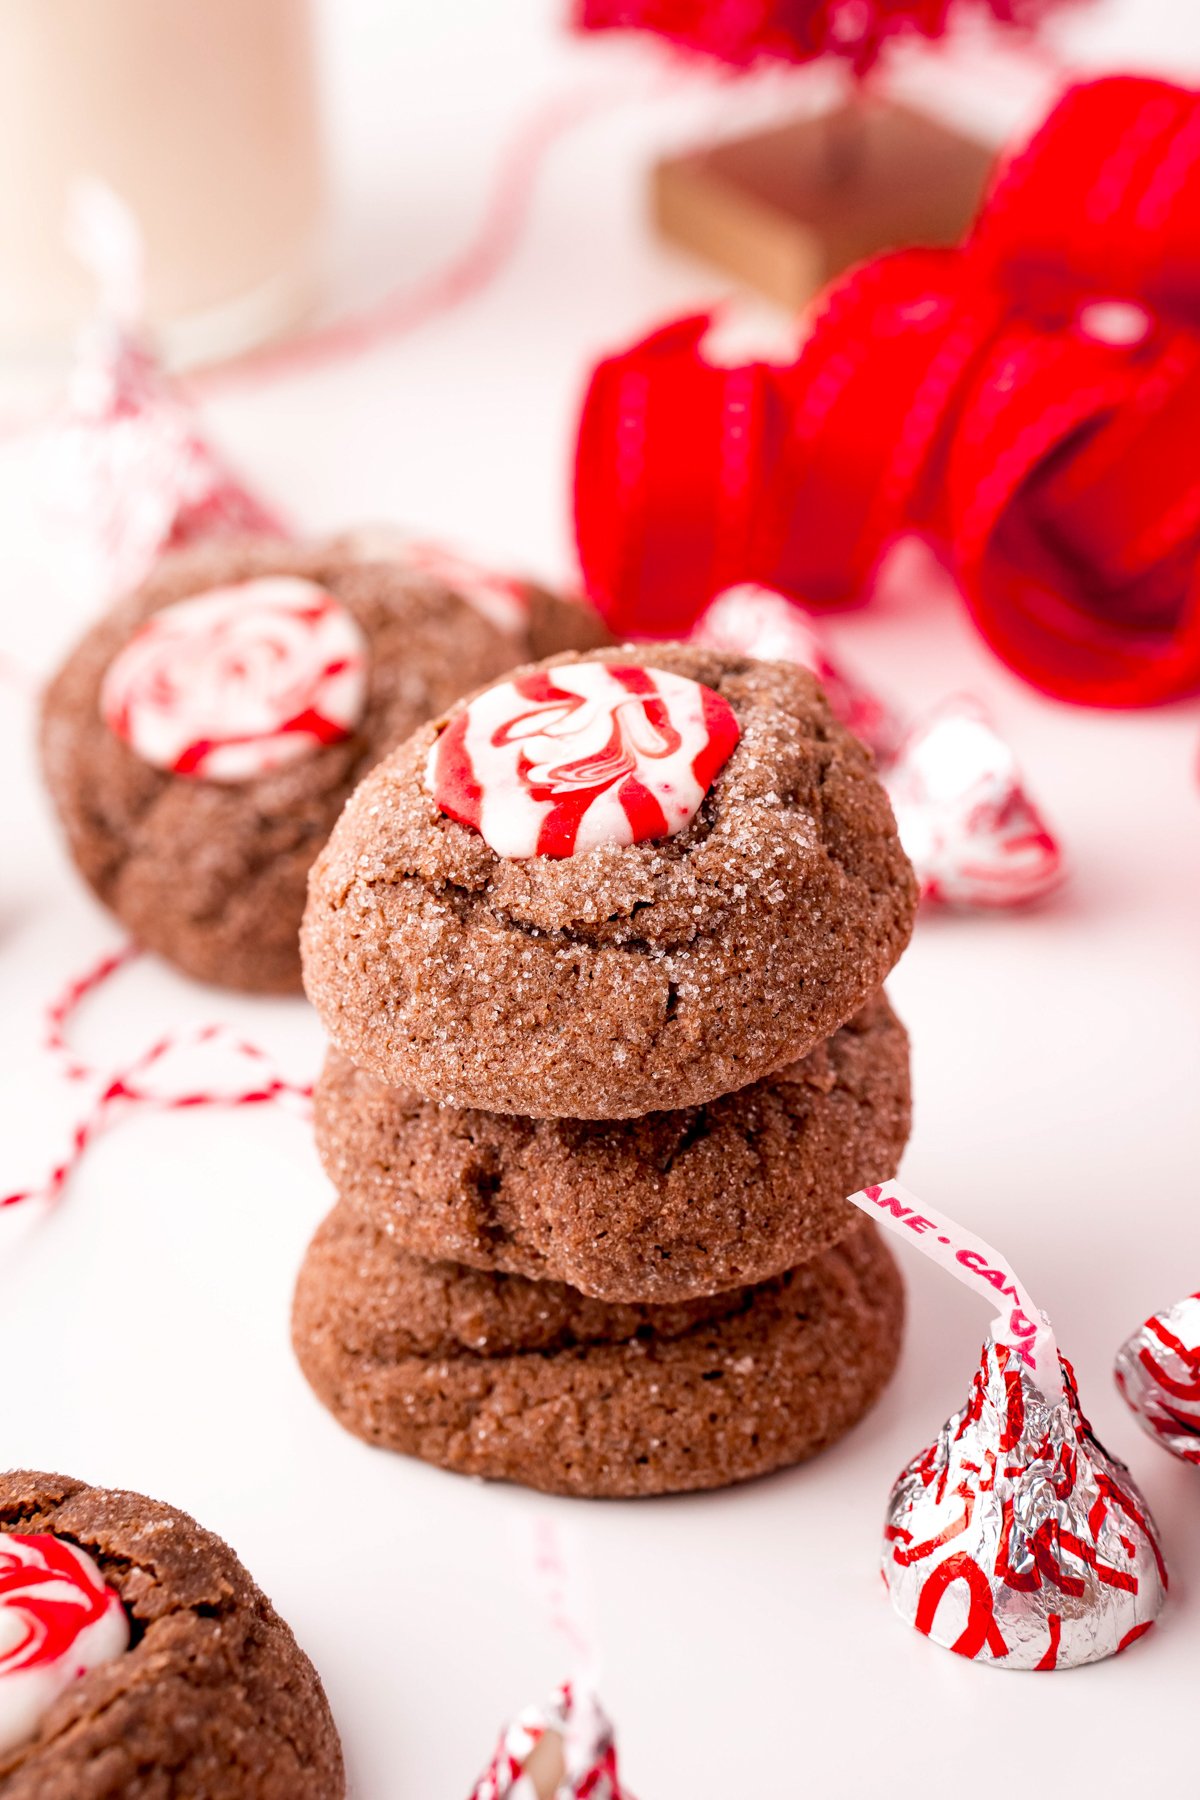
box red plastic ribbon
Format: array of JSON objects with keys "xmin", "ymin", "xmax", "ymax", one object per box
[{"xmin": 573, "ymin": 76, "xmax": 1200, "ymax": 706}]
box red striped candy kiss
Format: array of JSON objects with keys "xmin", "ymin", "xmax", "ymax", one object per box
[
  {"xmin": 426, "ymin": 663, "xmax": 740, "ymax": 858},
  {"xmin": 0, "ymin": 1535, "xmax": 129, "ymax": 1753},
  {"xmin": 101, "ymin": 576, "xmax": 369, "ymax": 782},
  {"xmin": 1115, "ymin": 1291, "xmax": 1200, "ymax": 1467}
]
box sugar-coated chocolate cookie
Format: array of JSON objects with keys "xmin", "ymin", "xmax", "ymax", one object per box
[
  {"xmin": 292, "ymin": 1207, "xmax": 904, "ymax": 1497},
  {"xmin": 41, "ymin": 536, "xmax": 605, "ymax": 994},
  {"xmin": 521, "ymin": 582, "xmax": 614, "ymax": 662},
  {"xmin": 0, "ymin": 1472, "xmax": 343, "ymax": 1799},
  {"xmin": 314, "ymin": 991, "xmax": 911, "ymax": 1302},
  {"xmin": 301, "ymin": 645, "xmax": 918, "ymax": 1117},
  {"xmin": 327, "ymin": 524, "xmax": 614, "ymax": 664}
]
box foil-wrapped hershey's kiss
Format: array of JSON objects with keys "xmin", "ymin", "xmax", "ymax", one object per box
[
  {"xmin": 40, "ymin": 182, "xmax": 287, "ymax": 608},
  {"xmin": 687, "ymin": 586, "xmax": 1063, "ymax": 908},
  {"xmin": 883, "ymin": 700, "xmax": 1065, "ymax": 908},
  {"xmin": 847, "ymin": 1181, "xmax": 1168, "ymax": 1670},
  {"xmin": 0, "ymin": 1534, "xmax": 129, "ymax": 1754},
  {"xmin": 1115, "ymin": 1291, "xmax": 1200, "ymax": 1466},
  {"xmin": 101, "ymin": 576, "xmax": 369, "ymax": 782},
  {"xmin": 469, "ymin": 1681, "xmax": 624, "ymax": 1800},
  {"xmin": 427, "ymin": 662, "xmax": 740, "ymax": 858},
  {"xmin": 691, "ymin": 583, "xmax": 899, "ymax": 760}
]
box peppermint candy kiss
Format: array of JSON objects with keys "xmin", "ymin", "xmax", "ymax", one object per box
[
  {"xmin": 884, "ymin": 1339, "xmax": 1167, "ymax": 1671},
  {"xmin": 427, "ymin": 664, "xmax": 740, "ymax": 858},
  {"xmin": 1115, "ymin": 1291, "xmax": 1200, "ymax": 1466},
  {"xmin": 101, "ymin": 577, "xmax": 369, "ymax": 782},
  {"xmin": 691, "ymin": 583, "xmax": 899, "ymax": 759},
  {"xmin": 884, "ymin": 700, "xmax": 1064, "ymax": 908},
  {"xmin": 848, "ymin": 1182, "xmax": 1168, "ymax": 1670},
  {"xmin": 0, "ymin": 1535, "xmax": 129, "ymax": 1753},
  {"xmin": 469, "ymin": 1682, "xmax": 624, "ymax": 1800}
]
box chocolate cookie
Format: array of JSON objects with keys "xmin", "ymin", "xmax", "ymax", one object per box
[
  {"xmin": 315, "ymin": 991, "xmax": 911, "ymax": 1302},
  {"xmin": 523, "ymin": 582, "xmax": 614, "ymax": 661},
  {"xmin": 40, "ymin": 535, "xmax": 596, "ymax": 994},
  {"xmin": 0, "ymin": 1471, "xmax": 343, "ymax": 1799},
  {"xmin": 292, "ymin": 1207, "xmax": 904, "ymax": 1497},
  {"xmin": 326, "ymin": 524, "xmax": 613, "ymax": 665},
  {"xmin": 301, "ymin": 645, "xmax": 918, "ymax": 1118}
]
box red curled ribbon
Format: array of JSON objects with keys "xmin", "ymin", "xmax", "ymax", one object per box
[{"xmin": 573, "ymin": 75, "xmax": 1200, "ymax": 706}]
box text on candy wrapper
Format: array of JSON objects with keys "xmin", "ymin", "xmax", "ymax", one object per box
[{"xmin": 859, "ymin": 1185, "xmax": 1041, "ymax": 1370}]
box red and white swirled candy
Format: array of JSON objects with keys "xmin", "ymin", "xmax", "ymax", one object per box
[
  {"xmin": 884, "ymin": 1337, "xmax": 1167, "ymax": 1670},
  {"xmin": 469, "ymin": 1682, "xmax": 623, "ymax": 1800},
  {"xmin": 884, "ymin": 699, "xmax": 1064, "ymax": 907},
  {"xmin": 101, "ymin": 577, "xmax": 369, "ymax": 782},
  {"xmin": 0, "ymin": 1535, "xmax": 129, "ymax": 1753},
  {"xmin": 1115, "ymin": 1291, "xmax": 1200, "ymax": 1467},
  {"xmin": 427, "ymin": 663, "xmax": 740, "ymax": 858}
]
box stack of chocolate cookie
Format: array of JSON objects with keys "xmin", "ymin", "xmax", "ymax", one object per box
[{"xmin": 295, "ymin": 645, "xmax": 919, "ymax": 1497}]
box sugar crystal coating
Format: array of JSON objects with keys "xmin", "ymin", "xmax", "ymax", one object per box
[{"xmin": 301, "ymin": 645, "xmax": 918, "ymax": 1118}]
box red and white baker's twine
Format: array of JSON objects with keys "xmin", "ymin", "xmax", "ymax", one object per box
[{"xmin": 3, "ymin": 944, "xmax": 312, "ymax": 1211}]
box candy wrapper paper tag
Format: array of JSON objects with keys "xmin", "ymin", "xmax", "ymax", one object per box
[
  {"xmin": 849, "ymin": 1181, "xmax": 1167, "ymax": 1669},
  {"xmin": 884, "ymin": 699, "xmax": 1064, "ymax": 908},
  {"xmin": 1115, "ymin": 1291, "xmax": 1200, "ymax": 1467},
  {"xmin": 469, "ymin": 1681, "xmax": 624, "ymax": 1800},
  {"xmin": 691, "ymin": 583, "xmax": 899, "ymax": 760}
]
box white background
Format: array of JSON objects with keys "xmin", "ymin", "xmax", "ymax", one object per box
[{"xmin": 1, "ymin": 2, "xmax": 1199, "ymax": 1795}]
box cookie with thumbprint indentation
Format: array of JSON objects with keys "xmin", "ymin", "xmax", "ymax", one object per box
[
  {"xmin": 291, "ymin": 1206, "xmax": 904, "ymax": 1497},
  {"xmin": 40, "ymin": 535, "xmax": 607, "ymax": 994},
  {"xmin": 301, "ymin": 644, "xmax": 918, "ymax": 1118},
  {"xmin": 315, "ymin": 991, "xmax": 910, "ymax": 1302},
  {"xmin": 0, "ymin": 1471, "xmax": 343, "ymax": 1800}
]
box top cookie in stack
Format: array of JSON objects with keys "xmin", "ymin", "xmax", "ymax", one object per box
[
  {"xmin": 295, "ymin": 645, "xmax": 919, "ymax": 1496},
  {"xmin": 302, "ymin": 645, "xmax": 916, "ymax": 1117}
]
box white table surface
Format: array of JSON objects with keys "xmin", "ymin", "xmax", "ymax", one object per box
[{"xmin": 2, "ymin": 2, "xmax": 1198, "ymax": 1795}]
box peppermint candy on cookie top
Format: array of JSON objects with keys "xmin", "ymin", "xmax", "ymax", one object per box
[
  {"xmin": 0, "ymin": 1534, "xmax": 129, "ymax": 1754},
  {"xmin": 426, "ymin": 662, "xmax": 740, "ymax": 858},
  {"xmin": 101, "ymin": 576, "xmax": 369, "ymax": 782}
]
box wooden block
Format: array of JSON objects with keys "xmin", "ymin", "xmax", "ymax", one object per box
[{"xmin": 653, "ymin": 99, "xmax": 996, "ymax": 310}]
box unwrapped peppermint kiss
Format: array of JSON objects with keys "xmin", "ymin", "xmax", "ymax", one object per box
[
  {"xmin": 469, "ymin": 1682, "xmax": 624, "ymax": 1800},
  {"xmin": 426, "ymin": 663, "xmax": 740, "ymax": 858},
  {"xmin": 884, "ymin": 699, "xmax": 1064, "ymax": 907},
  {"xmin": 0, "ymin": 1534, "xmax": 129, "ymax": 1753},
  {"xmin": 1115, "ymin": 1291, "xmax": 1200, "ymax": 1467},
  {"xmin": 101, "ymin": 576, "xmax": 369, "ymax": 782},
  {"xmin": 848, "ymin": 1181, "xmax": 1168, "ymax": 1670},
  {"xmin": 690, "ymin": 583, "xmax": 899, "ymax": 759}
]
